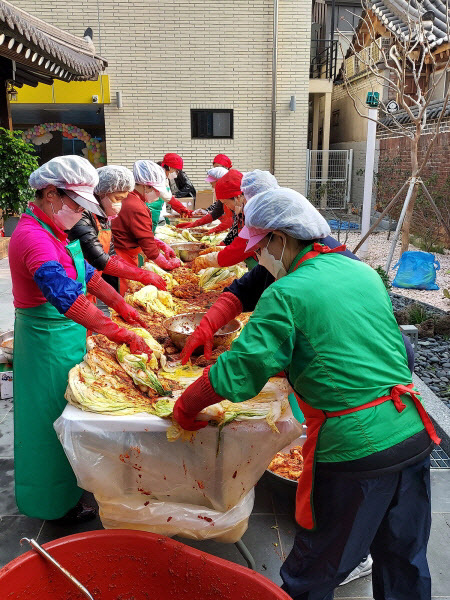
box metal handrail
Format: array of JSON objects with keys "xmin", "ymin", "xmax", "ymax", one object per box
[{"xmin": 310, "ymin": 39, "xmax": 338, "ymax": 80}]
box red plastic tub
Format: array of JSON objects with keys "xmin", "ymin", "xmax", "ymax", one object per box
[{"xmin": 0, "ymin": 529, "xmax": 291, "ymax": 599}]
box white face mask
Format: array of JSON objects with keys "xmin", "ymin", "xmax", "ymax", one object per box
[
  {"xmin": 101, "ymin": 195, "xmax": 122, "ymax": 217},
  {"xmin": 258, "ymin": 234, "xmax": 287, "ymax": 280},
  {"xmin": 235, "ymin": 196, "xmax": 244, "ymax": 215},
  {"xmin": 52, "ymin": 203, "xmax": 83, "ymax": 231},
  {"xmin": 168, "ymin": 171, "xmax": 177, "ymax": 181},
  {"xmin": 144, "ymin": 188, "xmax": 159, "ymax": 203}
]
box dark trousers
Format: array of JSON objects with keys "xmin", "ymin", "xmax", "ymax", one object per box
[{"xmin": 280, "ymin": 456, "xmax": 431, "ymax": 600}]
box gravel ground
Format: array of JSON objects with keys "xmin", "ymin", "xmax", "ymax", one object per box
[{"xmin": 339, "ymin": 231, "xmax": 450, "ymax": 312}]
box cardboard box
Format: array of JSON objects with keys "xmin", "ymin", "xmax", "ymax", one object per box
[
  {"xmin": 195, "ymin": 189, "xmax": 214, "ymax": 210},
  {"xmin": 0, "ymin": 237, "xmax": 10, "ymax": 260}
]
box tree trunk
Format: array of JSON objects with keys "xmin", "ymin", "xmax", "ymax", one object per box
[{"xmin": 401, "ymin": 132, "xmax": 420, "ymax": 254}]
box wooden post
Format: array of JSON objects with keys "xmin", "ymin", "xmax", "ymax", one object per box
[{"xmin": 0, "ymin": 58, "xmax": 13, "ymax": 131}]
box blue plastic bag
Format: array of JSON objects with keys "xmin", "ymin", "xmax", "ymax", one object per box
[{"xmin": 392, "ymin": 251, "xmax": 440, "ymax": 290}]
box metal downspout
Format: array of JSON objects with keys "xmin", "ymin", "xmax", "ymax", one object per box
[{"xmin": 270, "ymin": 0, "xmax": 279, "ymax": 175}]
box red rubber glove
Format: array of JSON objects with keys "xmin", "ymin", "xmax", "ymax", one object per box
[
  {"xmin": 65, "ymin": 295, "xmax": 152, "ymax": 354},
  {"xmin": 169, "ymin": 197, "xmax": 193, "ymax": 217},
  {"xmin": 173, "ymin": 366, "xmax": 224, "ymax": 430},
  {"xmin": 181, "ymin": 292, "xmax": 243, "ymax": 364},
  {"xmin": 87, "ymin": 270, "xmax": 148, "ymax": 328},
  {"xmin": 155, "ymin": 238, "xmax": 176, "ymax": 259},
  {"xmin": 154, "ymin": 252, "xmax": 181, "ymax": 271},
  {"xmin": 103, "ymin": 255, "xmax": 166, "ymax": 290},
  {"xmin": 176, "ymin": 213, "xmax": 213, "ymax": 229}
]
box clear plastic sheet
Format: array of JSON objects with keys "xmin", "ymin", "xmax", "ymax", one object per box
[{"xmin": 55, "ymin": 401, "xmax": 302, "ymax": 541}]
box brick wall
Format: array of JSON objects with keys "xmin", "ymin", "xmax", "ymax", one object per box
[
  {"xmin": 376, "ymin": 120, "xmax": 450, "ymax": 241},
  {"xmin": 377, "ymin": 119, "xmax": 450, "ymax": 203},
  {"xmin": 12, "ymin": 0, "xmax": 312, "ymax": 193}
]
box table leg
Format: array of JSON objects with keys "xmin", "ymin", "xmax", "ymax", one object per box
[{"xmin": 235, "ymin": 539, "xmax": 256, "ymax": 571}]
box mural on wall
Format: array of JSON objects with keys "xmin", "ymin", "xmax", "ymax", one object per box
[{"xmin": 22, "ymin": 123, "xmax": 107, "ymax": 167}]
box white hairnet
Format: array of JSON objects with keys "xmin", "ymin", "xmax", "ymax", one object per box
[
  {"xmin": 133, "ymin": 160, "xmax": 171, "ymax": 200},
  {"xmin": 206, "ymin": 167, "xmax": 228, "ymax": 181},
  {"xmin": 241, "ymin": 170, "xmax": 279, "ymax": 202},
  {"xmin": 244, "ymin": 187, "xmax": 331, "ymax": 240},
  {"xmin": 29, "ymin": 155, "xmax": 98, "ymax": 190},
  {"xmin": 95, "ymin": 165, "xmax": 135, "ymax": 197}
]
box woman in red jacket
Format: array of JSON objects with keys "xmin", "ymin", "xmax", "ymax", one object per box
[
  {"xmin": 192, "ymin": 169, "xmax": 279, "ymax": 271},
  {"xmin": 112, "ymin": 160, "xmax": 180, "ymax": 294}
]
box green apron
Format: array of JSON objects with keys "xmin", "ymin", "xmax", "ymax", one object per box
[
  {"xmin": 14, "ymin": 210, "xmax": 87, "ymax": 519},
  {"xmin": 146, "ymin": 198, "xmax": 165, "ymax": 233}
]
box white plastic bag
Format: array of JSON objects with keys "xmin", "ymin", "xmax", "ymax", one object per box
[{"xmin": 55, "ymin": 386, "xmax": 303, "ymax": 541}]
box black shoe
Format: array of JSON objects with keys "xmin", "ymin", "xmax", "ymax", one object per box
[{"xmin": 52, "ymin": 501, "xmax": 97, "ymax": 525}]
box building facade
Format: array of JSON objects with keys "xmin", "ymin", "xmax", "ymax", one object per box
[{"xmin": 11, "ymin": 0, "xmax": 313, "ymax": 194}]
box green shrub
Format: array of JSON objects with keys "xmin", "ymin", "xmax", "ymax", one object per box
[
  {"xmin": 0, "ymin": 128, "xmax": 39, "ymax": 217},
  {"xmin": 410, "ymin": 234, "xmax": 446, "ymax": 254},
  {"xmin": 408, "ymin": 304, "xmax": 431, "ymax": 325},
  {"xmin": 374, "ymin": 266, "xmax": 391, "ymax": 290}
]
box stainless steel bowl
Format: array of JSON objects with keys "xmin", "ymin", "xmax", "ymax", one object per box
[
  {"xmin": 0, "ymin": 330, "xmax": 14, "ymax": 363},
  {"xmin": 163, "ymin": 312, "xmax": 241, "ymax": 353},
  {"xmin": 170, "ymin": 242, "xmax": 205, "ymax": 262},
  {"xmin": 165, "ymin": 215, "xmax": 198, "ymax": 227}
]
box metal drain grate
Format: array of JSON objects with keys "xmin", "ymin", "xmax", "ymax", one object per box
[{"xmin": 431, "ymin": 446, "xmax": 450, "ymax": 469}]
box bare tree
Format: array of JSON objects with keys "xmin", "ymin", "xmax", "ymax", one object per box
[{"xmin": 339, "ymin": 0, "xmax": 450, "ymax": 255}]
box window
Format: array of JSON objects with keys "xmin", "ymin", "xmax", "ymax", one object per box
[{"xmin": 191, "ymin": 109, "xmax": 233, "ymax": 139}]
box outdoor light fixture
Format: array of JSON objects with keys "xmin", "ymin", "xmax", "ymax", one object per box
[
  {"xmin": 0, "ymin": 34, "xmax": 5, "ymax": 45},
  {"xmin": 289, "ymin": 95, "xmax": 296, "ymax": 112},
  {"xmin": 7, "ymin": 38, "xmax": 14, "ymax": 49},
  {"xmin": 116, "ymin": 91, "xmax": 123, "ymax": 109},
  {"xmin": 7, "ymin": 86, "xmax": 18, "ymax": 101}
]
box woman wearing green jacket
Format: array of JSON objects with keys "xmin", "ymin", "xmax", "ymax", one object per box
[{"xmin": 173, "ymin": 188, "xmax": 439, "ymax": 600}]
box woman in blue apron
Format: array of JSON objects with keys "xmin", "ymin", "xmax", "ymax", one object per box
[{"xmin": 9, "ymin": 156, "xmax": 153, "ymax": 524}]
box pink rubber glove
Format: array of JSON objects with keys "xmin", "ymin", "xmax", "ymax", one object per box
[
  {"xmin": 65, "ymin": 295, "xmax": 152, "ymax": 354},
  {"xmin": 181, "ymin": 292, "xmax": 243, "ymax": 364},
  {"xmin": 173, "ymin": 367, "xmax": 223, "ymax": 430},
  {"xmin": 155, "ymin": 238, "xmax": 176, "ymax": 259},
  {"xmin": 176, "ymin": 213, "xmax": 213, "ymax": 229},
  {"xmin": 154, "ymin": 253, "xmax": 181, "ymax": 271},
  {"xmin": 103, "ymin": 255, "xmax": 167, "ymax": 290},
  {"xmin": 169, "ymin": 197, "xmax": 193, "ymax": 217},
  {"xmin": 87, "ymin": 271, "xmax": 148, "ymax": 328}
]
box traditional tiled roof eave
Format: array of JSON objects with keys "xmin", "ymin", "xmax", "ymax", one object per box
[
  {"xmin": 370, "ymin": 0, "xmax": 449, "ymax": 51},
  {"xmin": 0, "ymin": 0, "xmax": 107, "ymax": 82},
  {"xmin": 379, "ymin": 98, "xmax": 450, "ymax": 126}
]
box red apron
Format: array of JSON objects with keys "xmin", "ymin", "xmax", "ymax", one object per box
[
  {"xmin": 115, "ymin": 246, "xmax": 142, "ymax": 295},
  {"xmin": 291, "ymin": 243, "xmax": 441, "ymax": 531},
  {"xmin": 93, "ymin": 214, "xmax": 112, "ymax": 255}
]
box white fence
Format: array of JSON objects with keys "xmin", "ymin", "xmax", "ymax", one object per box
[{"xmin": 306, "ymin": 149, "xmax": 353, "ymax": 210}]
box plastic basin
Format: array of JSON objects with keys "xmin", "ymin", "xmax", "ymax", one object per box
[{"xmin": 0, "ymin": 529, "xmax": 291, "ymax": 599}]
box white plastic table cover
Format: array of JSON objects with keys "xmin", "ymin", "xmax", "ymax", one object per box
[{"xmin": 55, "ymin": 392, "xmax": 303, "ymax": 542}]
